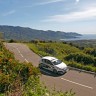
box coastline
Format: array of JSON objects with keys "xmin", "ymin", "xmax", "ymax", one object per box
[{"xmin": 60, "ymin": 34, "xmax": 96, "ymax": 41}]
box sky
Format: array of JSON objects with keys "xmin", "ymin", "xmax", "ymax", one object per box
[{"xmin": 0, "ymin": 0, "xmax": 96, "ymax": 34}]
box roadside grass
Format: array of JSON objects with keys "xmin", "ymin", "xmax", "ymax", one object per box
[{"xmin": 27, "ymin": 41, "xmax": 96, "ymax": 73}]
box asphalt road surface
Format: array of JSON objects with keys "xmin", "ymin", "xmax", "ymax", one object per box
[{"xmin": 4, "ymin": 43, "xmax": 96, "ymax": 96}]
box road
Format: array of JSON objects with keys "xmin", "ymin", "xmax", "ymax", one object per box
[{"xmin": 4, "ymin": 43, "xmax": 96, "ymax": 96}]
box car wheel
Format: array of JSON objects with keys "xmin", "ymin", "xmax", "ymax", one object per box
[
  {"xmin": 53, "ymin": 69, "xmax": 57, "ymax": 74},
  {"xmin": 58, "ymin": 71, "xmax": 64, "ymax": 75}
]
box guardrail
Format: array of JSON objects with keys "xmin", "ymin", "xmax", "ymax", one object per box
[{"xmin": 68, "ymin": 66, "xmax": 96, "ymax": 76}]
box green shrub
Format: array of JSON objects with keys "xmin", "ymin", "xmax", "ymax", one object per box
[
  {"xmin": 0, "ymin": 74, "xmax": 10, "ymax": 93},
  {"xmin": 0, "ymin": 43, "xmax": 41, "ymax": 94},
  {"xmin": 8, "ymin": 39, "xmax": 16, "ymax": 43},
  {"xmin": 65, "ymin": 53, "xmax": 95, "ymax": 65},
  {"xmin": 84, "ymin": 48, "xmax": 96, "ymax": 57}
]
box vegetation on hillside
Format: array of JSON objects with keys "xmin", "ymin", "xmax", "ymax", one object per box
[
  {"xmin": 0, "ymin": 42, "xmax": 75, "ymax": 96},
  {"xmin": 27, "ymin": 40, "xmax": 96, "ymax": 72},
  {"xmin": 67, "ymin": 40, "xmax": 96, "ymax": 48},
  {"xmin": 0, "ymin": 25, "xmax": 81, "ymax": 41}
]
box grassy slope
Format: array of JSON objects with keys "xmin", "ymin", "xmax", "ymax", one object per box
[{"xmin": 27, "ymin": 41, "xmax": 96, "ymax": 72}]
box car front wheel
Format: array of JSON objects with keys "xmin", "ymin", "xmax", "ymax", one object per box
[
  {"xmin": 39, "ymin": 63, "xmax": 43, "ymax": 68},
  {"xmin": 53, "ymin": 69, "xmax": 58, "ymax": 74}
]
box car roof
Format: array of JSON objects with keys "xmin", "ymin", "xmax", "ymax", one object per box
[{"xmin": 42, "ymin": 56, "xmax": 58, "ymax": 61}]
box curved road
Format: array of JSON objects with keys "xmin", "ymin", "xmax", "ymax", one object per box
[{"xmin": 4, "ymin": 43, "xmax": 96, "ymax": 96}]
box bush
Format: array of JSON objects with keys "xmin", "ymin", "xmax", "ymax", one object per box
[
  {"xmin": 0, "ymin": 43, "xmax": 40, "ymax": 94},
  {"xmin": 84, "ymin": 48, "xmax": 96, "ymax": 57},
  {"xmin": 8, "ymin": 39, "xmax": 16, "ymax": 43},
  {"xmin": 65, "ymin": 53, "xmax": 95, "ymax": 65},
  {"xmin": 0, "ymin": 74, "xmax": 10, "ymax": 93}
]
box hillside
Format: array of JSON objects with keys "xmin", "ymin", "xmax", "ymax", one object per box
[
  {"xmin": 0, "ymin": 25, "xmax": 81, "ymax": 41},
  {"xmin": 27, "ymin": 41, "xmax": 96, "ymax": 72},
  {"xmin": 67, "ymin": 40, "xmax": 96, "ymax": 48}
]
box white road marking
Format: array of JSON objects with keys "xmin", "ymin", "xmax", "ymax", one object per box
[
  {"xmin": 16, "ymin": 47, "xmax": 29, "ymax": 63},
  {"xmin": 6, "ymin": 44, "xmax": 29, "ymax": 63},
  {"xmin": 16, "ymin": 48, "xmax": 24, "ymax": 57},
  {"xmin": 61, "ymin": 78, "xmax": 93, "ymax": 89},
  {"xmin": 20, "ymin": 54, "xmax": 24, "ymax": 57},
  {"xmin": 17, "ymin": 48, "xmax": 29, "ymax": 63},
  {"xmin": 25, "ymin": 59, "xmax": 29, "ymax": 63},
  {"xmin": 16, "ymin": 48, "xmax": 21, "ymax": 53}
]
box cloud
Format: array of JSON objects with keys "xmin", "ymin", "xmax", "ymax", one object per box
[
  {"xmin": 42, "ymin": 7, "xmax": 96, "ymax": 22},
  {"xmin": 75, "ymin": 0, "xmax": 80, "ymax": 4},
  {"xmin": 37, "ymin": 0, "xmax": 64, "ymax": 5},
  {"xmin": 76, "ymin": 0, "xmax": 80, "ymax": 3},
  {"xmin": 23, "ymin": 0, "xmax": 64, "ymax": 8},
  {"xmin": 2, "ymin": 10, "xmax": 16, "ymax": 16}
]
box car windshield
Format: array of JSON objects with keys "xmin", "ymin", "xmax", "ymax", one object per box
[{"xmin": 52, "ymin": 60, "xmax": 62, "ymax": 65}]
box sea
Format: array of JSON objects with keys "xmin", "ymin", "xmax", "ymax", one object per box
[{"xmin": 61, "ymin": 34, "xmax": 96, "ymax": 41}]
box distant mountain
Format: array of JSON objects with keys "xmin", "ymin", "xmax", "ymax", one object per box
[{"xmin": 0, "ymin": 25, "xmax": 82, "ymax": 41}]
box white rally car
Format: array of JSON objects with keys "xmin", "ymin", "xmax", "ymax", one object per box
[{"xmin": 39, "ymin": 56, "xmax": 68, "ymax": 74}]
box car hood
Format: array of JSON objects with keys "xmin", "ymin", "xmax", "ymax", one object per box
[{"xmin": 55, "ymin": 62, "xmax": 67, "ymax": 69}]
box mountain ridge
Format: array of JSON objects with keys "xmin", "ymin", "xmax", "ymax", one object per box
[{"xmin": 0, "ymin": 25, "xmax": 82, "ymax": 41}]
